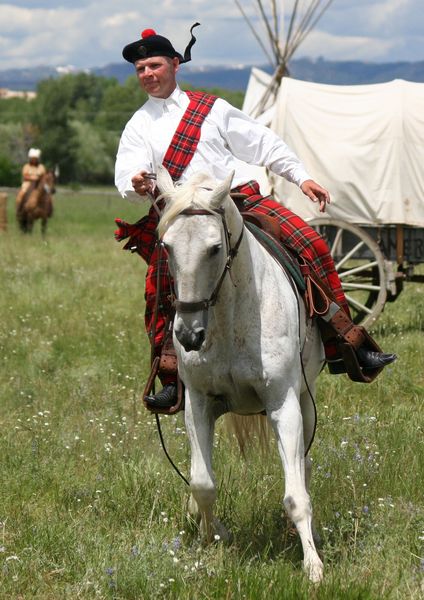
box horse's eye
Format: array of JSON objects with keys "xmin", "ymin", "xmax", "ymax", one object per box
[{"xmin": 209, "ymin": 244, "xmax": 221, "ymax": 257}]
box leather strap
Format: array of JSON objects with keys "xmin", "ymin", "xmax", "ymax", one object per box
[
  {"xmin": 329, "ymin": 309, "xmax": 366, "ymax": 349},
  {"xmin": 159, "ymin": 326, "xmax": 178, "ymax": 375},
  {"xmin": 298, "ymin": 257, "xmax": 332, "ymax": 318},
  {"xmin": 240, "ymin": 211, "xmax": 281, "ymax": 239}
]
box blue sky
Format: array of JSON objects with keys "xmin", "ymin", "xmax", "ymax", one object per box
[{"xmin": 0, "ymin": 1, "xmax": 423, "ymax": 71}]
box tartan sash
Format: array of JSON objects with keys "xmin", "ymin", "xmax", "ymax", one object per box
[{"xmin": 162, "ymin": 91, "xmax": 217, "ymax": 181}]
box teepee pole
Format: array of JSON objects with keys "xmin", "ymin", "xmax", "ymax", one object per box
[{"xmin": 236, "ymin": 0, "xmax": 335, "ymax": 81}]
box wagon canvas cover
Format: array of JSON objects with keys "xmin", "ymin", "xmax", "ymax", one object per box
[{"xmin": 242, "ymin": 70, "xmax": 424, "ymax": 227}]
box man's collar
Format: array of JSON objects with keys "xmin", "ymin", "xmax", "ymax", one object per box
[{"xmin": 147, "ymin": 85, "xmax": 187, "ymax": 110}]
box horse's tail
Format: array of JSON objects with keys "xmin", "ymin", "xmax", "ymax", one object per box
[{"xmin": 225, "ymin": 413, "xmax": 271, "ymax": 457}]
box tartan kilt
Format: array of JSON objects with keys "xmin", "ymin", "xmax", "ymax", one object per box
[
  {"xmin": 233, "ymin": 181, "xmax": 349, "ymax": 313},
  {"xmin": 115, "ymin": 208, "xmax": 173, "ymax": 349},
  {"xmin": 115, "ymin": 180, "xmax": 349, "ymax": 352}
]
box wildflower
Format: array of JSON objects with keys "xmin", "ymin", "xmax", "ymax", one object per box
[{"xmin": 172, "ymin": 537, "xmax": 182, "ymax": 550}]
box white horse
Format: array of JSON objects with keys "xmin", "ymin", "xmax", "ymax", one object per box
[{"xmin": 157, "ymin": 166, "xmax": 326, "ymax": 583}]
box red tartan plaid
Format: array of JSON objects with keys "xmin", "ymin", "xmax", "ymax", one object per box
[
  {"xmin": 115, "ymin": 210, "xmax": 173, "ymax": 351},
  {"xmin": 233, "ymin": 181, "xmax": 350, "ymax": 316},
  {"xmin": 115, "ymin": 214, "xmax": 157, "ymax": 263},
  {"xmin": 163, "ymin": 91, "xmax": 217, "ymax": 181}
]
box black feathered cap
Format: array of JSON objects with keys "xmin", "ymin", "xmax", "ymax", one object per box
[{"xmin": 122, "ymin": 22, "xmax": 200, "ymax": 64}]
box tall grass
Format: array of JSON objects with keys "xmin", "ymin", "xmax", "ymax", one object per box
[{"xmin": 0, "ymin": 190, "xmax": 423, "ymax": 599}]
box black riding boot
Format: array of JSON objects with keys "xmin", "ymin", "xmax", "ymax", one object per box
[
  {"xmin": 356, "ymin": 347, "xmax": 397, "ymax": 369},
  {"xmin": 144, "ymin": 383, "xmax": 178, "ymax": 409}
]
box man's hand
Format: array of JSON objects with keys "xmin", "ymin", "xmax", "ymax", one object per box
[
  {"xmin": 300, "ymin": 179, "xmax": 330, "ymax": 213},
  {"xmin": 131, "ymin": 171, "xmax": 154, "ymax": 197}
]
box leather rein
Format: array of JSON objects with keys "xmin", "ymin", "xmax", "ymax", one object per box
[{"xmin": 172, "ymin": 207, "xmax": 244, "ymax": 313}]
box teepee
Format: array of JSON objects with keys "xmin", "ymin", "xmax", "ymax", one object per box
[
  {"xmin": 236, "ymin": 0, "xmax": 335, "ymax": 117},
  {"xmin": 234, "ymin": 0, "xmax": 335, "ymax": 193}
]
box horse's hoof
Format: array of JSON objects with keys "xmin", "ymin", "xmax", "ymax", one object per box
[{"xmin": 304, "ymin": 556, "xmax": 324, "ymax": 584}]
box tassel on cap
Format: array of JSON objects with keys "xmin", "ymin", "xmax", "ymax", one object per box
[{"xmin": 182, "ymin": 22, "xmax": 200, "ymax": 63}]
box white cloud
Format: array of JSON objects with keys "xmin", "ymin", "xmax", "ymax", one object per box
[
  {"xmin": 0, "ymin": 0, "xmax": 422, "ymax": 71},
  {"xmin": 102, "ymin": 12, "xmax": 140, "ymax": 29}
]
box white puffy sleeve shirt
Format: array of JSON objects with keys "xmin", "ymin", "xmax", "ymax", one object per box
[{"xmin": 115, "ymin": 86, "xmax": 310, "ymax": 197}]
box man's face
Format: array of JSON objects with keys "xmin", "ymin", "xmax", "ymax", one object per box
[{"xmin": 134, "ymin": 56, "xmax": 179, "ymax": 99}]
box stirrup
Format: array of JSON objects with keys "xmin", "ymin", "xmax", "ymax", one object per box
[
  {"xmin": 338, "ymin": 340, "xmax": 384, "ymax": 383},
  {"xmin": 328, "ymin": 327, "xmax": 386, "ymax": 383},
  {"xmin": 142, "ymin": 357, "xmax": 184, "ymax": 414}
]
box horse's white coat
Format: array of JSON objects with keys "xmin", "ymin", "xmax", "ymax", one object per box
[{"xmin": 158, "ymin": 166, "xmax": 326, "ymax": 582}]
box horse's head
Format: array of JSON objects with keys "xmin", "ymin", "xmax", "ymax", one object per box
[
  {"xmin": 44, "ymin": 170, "xmax": 56, "ymax": 195},
  {"xmin": 157, "ymin": 166, "xmax": 241, "ymax": 352}
]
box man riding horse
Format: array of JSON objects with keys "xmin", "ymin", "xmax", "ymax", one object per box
[
  {"xmin": 114, "ymin": 24, "xmax": 396, "ymax": 409},
  {"xmin": 16, "ymin": 148, "xmax": 46, "ymax": 215}
]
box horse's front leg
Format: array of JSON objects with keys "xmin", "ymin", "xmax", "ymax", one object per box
[
  {"xmin": 269, "ymin": 387, "xmax": 323, "ymax": 583},
  {"xmin": 184, "ymin": 389, "xmax": 222, "ymax": 543}
]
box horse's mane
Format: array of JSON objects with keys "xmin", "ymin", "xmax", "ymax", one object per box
[{"xmin": 158, "ymin": 173, "xmax": 220, "ymax": 238}]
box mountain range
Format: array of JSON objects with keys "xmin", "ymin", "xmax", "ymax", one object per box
[{"xmin": 1, "ymin": 57, "xmax": 424, "ymax": 92}]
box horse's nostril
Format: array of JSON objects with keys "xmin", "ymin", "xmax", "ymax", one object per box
[{"xmin": 176, "ymin": 327, "xmax": 205, "ymax": 352}]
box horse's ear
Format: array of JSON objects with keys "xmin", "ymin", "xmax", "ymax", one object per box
[
  {"xmin": 210, "ymin": 170, "xmax": 234, "ymax": 210},
  {"xmin": 156, "ymin": 165, "xmax": 174, "ymax": 195}
]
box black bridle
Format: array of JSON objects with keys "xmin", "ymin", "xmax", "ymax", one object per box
[{"xmin": 171, "ymin": 207, "xmax": 244, "ymax": 313}]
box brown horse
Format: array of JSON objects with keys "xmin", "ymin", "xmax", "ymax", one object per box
[{"xmin": 16, "ymin": 170, "xmax": 56, "ymax": 235}]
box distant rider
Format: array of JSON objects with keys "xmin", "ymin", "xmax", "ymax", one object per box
[{"xmin": 16, "ymin": 148, "xmax": 46, "ymax": 213}]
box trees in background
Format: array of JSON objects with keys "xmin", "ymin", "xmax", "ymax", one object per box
[
  {"xmin": 0, "ymin": 98, "xmax": 36, "ymax": 185},
  {"xmin": 0, "ymin": 73, "xmax": 243, "ymax": 186},
  {"xmin": 32, "ymin": 73, "xmax": 146, "ymax": 184}
]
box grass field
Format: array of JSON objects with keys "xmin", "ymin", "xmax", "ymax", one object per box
[{"xmin": 0, "ymin": 190, "xmax": 423, "ymax": 599}]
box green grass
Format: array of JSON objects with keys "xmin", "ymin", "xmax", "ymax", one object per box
[{"xmin": 0, "ymin": 190, "xmax": 423, "ymax": 599}]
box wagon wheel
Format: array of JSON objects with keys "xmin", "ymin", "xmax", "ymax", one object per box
[{"xmin": 309, "ymin": 218, "xmax": 387, "ymax": 328}]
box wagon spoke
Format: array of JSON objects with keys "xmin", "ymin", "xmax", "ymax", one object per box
[
  {"xmin": 344, "ymin": 293, "xmax": 374, "ymax": 315},
  {"xmin": 338, "ymin": 260, "xmax": 379, "ymax": 279},
  {"xmin": 330, "ymin": 227, "xmax": 343, "ymax": 257},
  {"xmin": 310, "ymin": 219, "xmax": 387, "ymax": 327},
  {"xmin": 342, "ymin": 282, "xmax": 382, "ymax": 291},
  {"xmin": 335, "ymin": 240, "xmax": 365, "ymax": 270}
]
